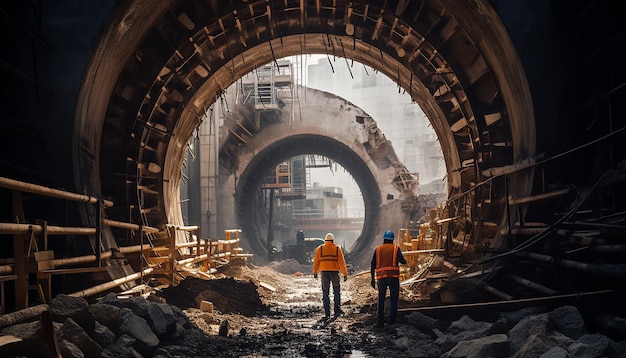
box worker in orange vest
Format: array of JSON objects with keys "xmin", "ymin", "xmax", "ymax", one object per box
[
  {"xmin": 313, "ymin": 232, "xmax": 348, "ymax": 320},
  {"xmin": 371, "ymin": 230, "xmax": 406, "ymax": 328}
]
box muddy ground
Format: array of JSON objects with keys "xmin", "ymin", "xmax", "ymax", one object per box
[
  {"xmin": 153, "ymin": 259, "xmax": 422, "ymax": 357},
  {"xmin": 148, "ymin": 260, "xmax": 626, "ymax": 357}
]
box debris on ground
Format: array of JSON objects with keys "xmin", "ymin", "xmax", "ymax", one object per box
[{"xmin": 1, "ymin": 261, "xmax": 625, "ymax": 357}]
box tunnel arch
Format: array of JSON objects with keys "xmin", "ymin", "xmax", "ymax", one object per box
[
  {"xmin": 236, "ymin": 134, "xmax": 381, "ymax": 261},
  {"xmin": 75, "ymin": 0, "xmax": 535, "ymax": 267}
]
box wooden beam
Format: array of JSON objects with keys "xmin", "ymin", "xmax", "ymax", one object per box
[
  {"xmin": 508, "ymin": 188, "xmax": 569, "ymax": 206},
  {"xmin": 0, "ymin": 176, "xmax": 113, "ymax": 207}
]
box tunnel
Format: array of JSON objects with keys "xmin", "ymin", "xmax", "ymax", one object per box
[
  {"xmin": 1, "ymin": 0, "xmax": 625, "ymax": 312},
  {"xmin": 236, "ymin": 133, "xmax": 382, "ymax": 262},
  {"xmin": 86, "ymin": 0, "xmax": 533, "ymax": 265}
]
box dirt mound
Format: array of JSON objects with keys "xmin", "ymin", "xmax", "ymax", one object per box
[
  {"xmin": 157, "ymin": 277, "xmax": 266, "ymax": 316},
  {"xmin": 267, "ymin": 259, "xmax": 308, "ymax": 275}
]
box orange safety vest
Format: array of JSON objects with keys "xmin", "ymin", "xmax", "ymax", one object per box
[
  {"xmin": 313, "ymin": 242, "xmax": 348, "ymax": 276},
  {"xmin": 375, "ymin": 244, "xmax": 400, "ymax": 279},
  {"xmin": 319, "ymin": 244, "xmax": 339, "ymax": 264}
]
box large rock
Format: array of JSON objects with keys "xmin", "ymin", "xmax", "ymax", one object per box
[
  {"xmin": 101, "ymin": 334, "xmax": 143, "ymax": 358},
  {"xmin": 539, "ymin": 346, "xmax": 568, "ymax": 358},
  {"xmin": 549, "ymin": 305, "xmax": 586, "ymax": 340},
  {"xmin": 58, "ymin": 317, "xmax": 102, "ymax": 357},
  {"xmin": 146, "ymin": 302, "xmax": 177, "ymax": 338},
  {"xmin": 58, "ymin": 338, "xmax": 84, "ymax": 358},
  {"xmin": 0, "ymin": 320, "xmax": 53, "ymax": 357},
  {"xmin": 90, "ymin": 303, "xmax": 121, "ymax": 332},
  {"xmin": 509, "ymin": 313, "xmax": 550, "ymax": 352},
  {"xmin": 406, "ymin": 311, "xmax": 441, "ymax": 332},
  {"xmin": 446, "ymin": 315, "xmax": 492, "ymax": 336},
  {"xmin": 567, "ymin": 333, "xmax": 611, "ymax": 357},
  {"xmin": 500, "ymin": 307, "xmax": 546, "ymax": 329},
  {"xmin": 436, "ymin": 315, "xmax": 497, "ymax": 352},
  {"xmin": 595, "ymin": 314, "xmax": 626, "ymax": 342},
  {"xmin": 515, "ymin": 332, "xmax": 576, "ymax": 358},
  {"xmin": 441, "ymin": 333, "xmax": 510, "ymax": 358},
  {"xmin": 50, "ymin": 294, "xmax": 95, "ymax": 332},
  {"xmin": 91, "ymin": 320, "xmax": 116, "ymax": 348},
  {"xmin": 118, "ymin": 308, "xmax": 160, "ymax": 356},
  {"xmin": 101, "ymin": 293, "xmax": 150, "ymax": 320},
  {"xmin": 393, "ymin": 335, "xmax": 442, "ymax": 357},
  {"xmin": 153, "ymin": 344, "xmax": 202, "ymax": 357},
  {"xmin": 509, "ymin": 312, "xmax": 576, "ymax": 358},
  {"xmin": 609, "ymin": 340, "xmax": 626, "ymax": 357}
]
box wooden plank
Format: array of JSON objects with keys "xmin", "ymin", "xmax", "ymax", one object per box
[
  {"xmin": 0, "ymin": 275, "xmax": 17, "ymax": 282},
  {"xmin": 38, "ymin": 267, "xmax": 108, "ymax": 275},
  {"xmin": 509, "ymin": 188, "xmax": 569, "ymax": 206},
  {"xmin": 403, "ymin": 249, "xmax": 445, "ymax": 255},
  {"xmin": 259, "ymin": 282, "xmax": 276, "ymax": 292}
]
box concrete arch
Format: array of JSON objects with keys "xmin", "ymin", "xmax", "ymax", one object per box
[
  {"xmin": 74, "ymin": 0, "xmax": 535, "ymax": 265},
  {"xmin": 236, "ymin": 134, "xmax": 382, "ymax": 262},
  {"xmin": 221, "ymin": 87, "xmax": 418, "ymax": 264}
]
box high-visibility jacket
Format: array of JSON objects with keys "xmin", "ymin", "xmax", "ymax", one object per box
[
  {"xmin": 374, "ymin": 243, "xmax": 401, "ymax": 279},
  {"xmin": 312, "ymin": 242, "xmax": 348, "ymax": 277}
]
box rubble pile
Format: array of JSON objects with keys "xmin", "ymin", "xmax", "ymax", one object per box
[
  {"xmin": 0, "ymin": 293, "xmax": 243, "ymax": 357},
  {"xmin": 156, "ymin": 277, "xmax": 266, "ymax": 316},
  {"xmin": 1, "ymin": 263, "xmax": 625, "ymax": 357},
  {"xmin": 362, "ymin": 306, "xmax": 626, "ymax": 358}
]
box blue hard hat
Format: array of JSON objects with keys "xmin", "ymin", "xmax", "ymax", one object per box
[{"xmin": 383, "ymin": 230, "xmax": 394, "ymax": 240}]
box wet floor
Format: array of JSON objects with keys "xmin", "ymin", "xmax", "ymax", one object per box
[{"xmin": 173, "ymin": 265, "xmax": 403, "ymax": 357}]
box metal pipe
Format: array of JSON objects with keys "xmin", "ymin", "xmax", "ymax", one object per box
[
  {"xmin": 483, "ymin": 285, "xmax": 514, "ymax": 300},
  {"xmin": 516, "ymin": 251, "xmax": 554, "ymax": 263},
  {"xmin": 559, "ymin": 259, "xmax": 626, "ymax": 277},
  {"xmin": 49, "ymin": 255, "xmax": 97, "ymax": 267},
  {"xmin": 447, "ymin": 126, "xmax": 626, "ymax": 208},
  {"xmin": 218, "ymin": 239, "xmax": 239, "ymax": 245},
  {"xmin": 118, "ymin": 244, "xmax": 153, "ymax": 254},
  {"xmin": 0, "ymin": 222, "xmax": 96, "ymax": 235},
  {"xmin": 402, "ymin": 249, "xmax": 445, "ymax": 255},
  {"xmin": 0, "ymin": 176, "xmax": 114, "ymax": 207},
  {"xmin": 397, "ymin": 290, "xmax": 619, "ymax": 319},
  {"xmin": 176, "ymin": 254, "xmax": 209, "ymax": 269},
  {"xmin": 0, "ymin": 265, "xmax": 13, "ymax": 275},
  {"xmin": 509, "ymin": 274, "xmax": 558, "ymax": 296},
  {"xmin": 177, "ymin": 241, "xmax": 201, "ymax": 249},
  {"xmin": 104, "ymin": 219, "xmax": 159, "ymax": 233},
  {"xmin": 517, "ymin": 251, "xmax": 626, "ymax": 277},
  {"xmin": 591, "ymin": 245, "xmax": 626, "ymax": 253},
  {"xmin": 508, "ymin": 188, "xmax": 570, "ymax": 206},
  {"xmin": 0, "ymin": 304, "xmax": 49, "ymax": 329},
  {"xmin": 172, "ymin": 225, "xmax": 199, "ymax": 231},
  {"xmin": 69, "ymin": 267, "xmax": 154, "ymax": 298}
]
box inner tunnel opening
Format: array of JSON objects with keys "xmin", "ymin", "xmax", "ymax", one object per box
[
  {"xmin": 256, "ymin": 155, "xmax": 365, "ymax": 262},
  {"xmin": 235, "ymin": 134, "xmax": 381, "ymax": 264},
  {"xmin": 179, "ymin": 56, "xmax": 447, "ymax": 267}
]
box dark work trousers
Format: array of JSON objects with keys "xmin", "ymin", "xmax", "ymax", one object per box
[
  {"xmin": 377, "ymin": 278, "xmax": 400, "ymax": 324},
  {"xmin": 321, "ymin": 271, "xmax": 341, "ymax": 317}
]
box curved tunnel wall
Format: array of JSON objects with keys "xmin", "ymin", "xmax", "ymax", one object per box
[
  {"xmin": 216, "ymin": 85, "xmax": 420, "ymax": 266},
  {"xmin": 2, "ymin": 0, "xmax": 624, "ymax": 299},
  {"xmin": 69, "ymin": 0, "xmax": 538, "ymax": 266},
  {"xmin": 235, "ymin": 134, "xmax": 382, "ymax": 261}
]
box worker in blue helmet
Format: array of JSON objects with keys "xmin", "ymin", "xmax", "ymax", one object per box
[{"xmin": 370, "ymin": 229, "xmax": 406, "ymax": 328}]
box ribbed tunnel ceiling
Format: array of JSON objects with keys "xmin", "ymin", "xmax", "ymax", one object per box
[{"xmin": 74, "ymin": 0, "xmax": 535, "ymax": 262}]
